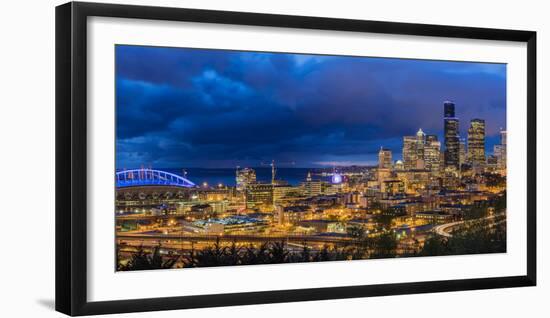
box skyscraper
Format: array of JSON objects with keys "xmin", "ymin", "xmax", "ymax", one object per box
[
  {"xmin": 459, "ymin": 138, "xmax": 467, "ymax": 166},
  {"xmin": 444, "ymin": 101, "xmax": 455, "ymax": 118},
  {"xmin": 444, "ymin": 101, "xmax": 460, "ymax": 169},
  {"xmin": 501, "ymin": 129, "xmax": 507, "ymax": 168},
  {"xmin": 402, "ymin": 129, "xmax": 434, "ymax": 170},
  {"xmin": 467, "ymin": 119, "xmax": 486, "ymax": 165},
  {"xmin": 378, "ymin": 147, "xmax": 393, "ymax": 169},
  {"xmin": 424, "ymin": 134, "xmax": 441, "ymax": 173},
  {"xmin": 403, "ymin": 135, "xmax": 418, "ymax": 170},
  {"xmin": 415, "ymin": 128, "xmax": 426, "ymax": 169},
  {"xmin": 494, "ymin": 129, "xmax": 507, "ymax": 170},
  {"xmin": 236, "ymin": 167, "xmax": 256, "ymax": 191}
]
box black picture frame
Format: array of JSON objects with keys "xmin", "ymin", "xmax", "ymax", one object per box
[{"xmin": 55, "ymin": 1, "xmax": 537, "ymax": 316}]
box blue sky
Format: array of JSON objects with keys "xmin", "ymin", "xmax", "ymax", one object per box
[{"xmin": 115, "ymin": 45, "xmax": 506, "ymax": 168}]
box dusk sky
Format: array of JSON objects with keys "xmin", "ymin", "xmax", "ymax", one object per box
[{"xmin": 115, "ymin": 45, "xmax": 506, "ymax": 169}]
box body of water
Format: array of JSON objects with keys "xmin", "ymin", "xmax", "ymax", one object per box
[{"xmin": 162, "ymin": 167, "xmax": 328, "ymax": 187}]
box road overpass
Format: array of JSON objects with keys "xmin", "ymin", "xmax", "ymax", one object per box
[
  {"xmin": 116, "ymin": 232, "xmax": 354, "ymax": 244},
  {"xmin": 432, "ymin": 212, "xmax": 505, "ymax": 238}
]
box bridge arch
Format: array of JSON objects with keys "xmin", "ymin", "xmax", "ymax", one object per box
[{"xmin": 116, "ymin": 169, "xmax": 196, "ymax": 188}]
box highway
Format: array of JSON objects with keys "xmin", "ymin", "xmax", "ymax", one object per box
[
  {"xmin": 433, "ymin": 221, "xmax": 463, "ymax": 237},
  {"xmin": 432, "ymin": 212, "xmax": 505, "ymax": 238},
  {"xmin": 116, "ymin": 232, "xmax": 355, "ymax": 244},
  {"xmin": 116, "ymin": 214, "xmax": 184, "ymax": 221}
]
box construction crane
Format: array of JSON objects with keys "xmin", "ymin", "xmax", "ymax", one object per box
[{"xmin": 259, "ymin": 159, "xmax": 296, "ymax": 184}]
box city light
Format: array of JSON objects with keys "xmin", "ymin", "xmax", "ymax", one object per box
[{"xmin": 114, "ymin": 44, "xmax": 507, "ymax": 271}]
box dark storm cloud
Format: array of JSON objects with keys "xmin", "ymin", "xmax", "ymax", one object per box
[{"xmin": 115, "ymin": 45, "xmax": 506, "ymax": 168}]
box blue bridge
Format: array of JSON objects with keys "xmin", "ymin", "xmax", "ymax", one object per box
[{"xmin": 116, "ymin": 169, "xmax": 196, "ymax": 188}]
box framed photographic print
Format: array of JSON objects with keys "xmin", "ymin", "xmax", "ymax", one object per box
[{"xmin": 55, "ymin": 1, "xmax": 536, "ymax": 316}]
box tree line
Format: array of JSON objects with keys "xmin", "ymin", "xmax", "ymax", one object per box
[{"xmin": 118, "ymin": 221, "xmax": 505, "ymax": 271}]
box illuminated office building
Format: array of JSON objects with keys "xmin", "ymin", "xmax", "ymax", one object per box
[
  {"xmin": 459, "ymin": 138, "xmax": 467, "ymax": 166},
  {"xmin": 415, "ymin": 128, "xmax": 426, "ymax": 169},
  {"xmin": 403, "ymin": 129, "xmax": 438, "ymax": 171},
  {"xmin": 301, "ymin": 172, "xmax": 322, "ymax": 198},
  {"xmin": 493, "ymin": 144, "xmax": 504, "ymax": 168},
  {"xmin": 273, "ymin": 184, "xmax": 294, "ymax": 204},
  {"xmin": 378, "ymin": 147, "xmax": 393, "ymax": 169},
  {"xmin": 500, "ymin": 129, "xmax": 507, "ymax": 146},
  {"xmin": 487, "ymin": 155, "xmax": 498, "ymax": 169},
  {"xmin": 467, "ymin": 119, "xmax": 486, "ymax": 165},
  {"xmin": 500, "ymin": 129, "xmax": 507, "ymax": 168},
  {"xmin": 403, "ymin": 135, "xmax": 418, "ymax": 170},
  {"xmin": 381, "ymin": 179, "xmax": 405, "ymax": 197},
  {"xmin": 236, "ymin": 167, "xmax": 256, "ymax": 191},
  {"xmin": 424, "ymin": 134, "xmax": 441, "ymax": 173},
  {"xmin": 245, "ymin": 183, "xmax": 273, "ymax": 210},
  {"xmin": 494, "ymin": 129, "xmax": 507, "ymax": 170},
  {"xmin": 426, "ymin": 134, "xmax": 438, "ymax": 144},
  {"xmin": 377, "ymin": 168, "xmax": 392, "ymax": 185},
  {"xmin": 444, "ymin": 101, "xmax": 460, "ymax": 169}
]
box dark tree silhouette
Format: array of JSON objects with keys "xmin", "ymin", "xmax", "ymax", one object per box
[
  {"xmin": 420, "ymin": 218, "xmax": 506, "ymax": 256},
  {"xmin": 118, "ymin": 246, "xmax": 179, "ymax": 271},
  {"xmin": 369, "ymin": 233, "xmax": 398, "ymax": 259}
]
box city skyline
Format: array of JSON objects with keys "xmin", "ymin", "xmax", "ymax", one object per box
[
  {"xmin": 116, "ymin": 45, "xmax": 506, "ymax": 169},
  {"xmin": 115, "ymin": 45, "xmax": 507, "ymax": 271}
]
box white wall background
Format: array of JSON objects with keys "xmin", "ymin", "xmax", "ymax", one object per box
[{"xmin": 0, "ymin": 0, "xmax": 546, "ymax": 317}]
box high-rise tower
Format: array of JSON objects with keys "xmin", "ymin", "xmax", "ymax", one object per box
[
  {"xmin": 459, "ymin": 138, "xmax": 467, "ymax": 166},
  {"xmin": 495, "ymin": 129, "xmax": 507, "ymax": 170},
  {"xmin": 403, "ymin": 135, "xmax": 418, "ymax": 170},
  {"xmin": 424, "ymin": 134, "xmax": 441, "ymax": 173},
  {"xmin": 467, "ymin": 119, "xmax": 486, "ymax": 165},
  {"xmin": 236, "ymin": 167, "xmax": 256, "ymax": 191},
  {"xmin": 402, "ymin": 129, "xmax": 434, "ymax": 170},
  {"xmin": 443, "ymin": 101, "xmax": 460, "ymax": 169},
  {"xmin": 444, "ymin": 101, "xmax": 455, "ymax": 118},
  {"xmin": 500, "ymin": 129, "xmax": 507, "ymax": 146},
  {"xmin": 378, "ymin": 147, "xmax": 393, "ymax": 169}
]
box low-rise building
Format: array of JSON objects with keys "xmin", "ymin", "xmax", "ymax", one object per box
[{"xmin": 415, "ymin": 211, "xmax": 454, "ymax": 222}]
